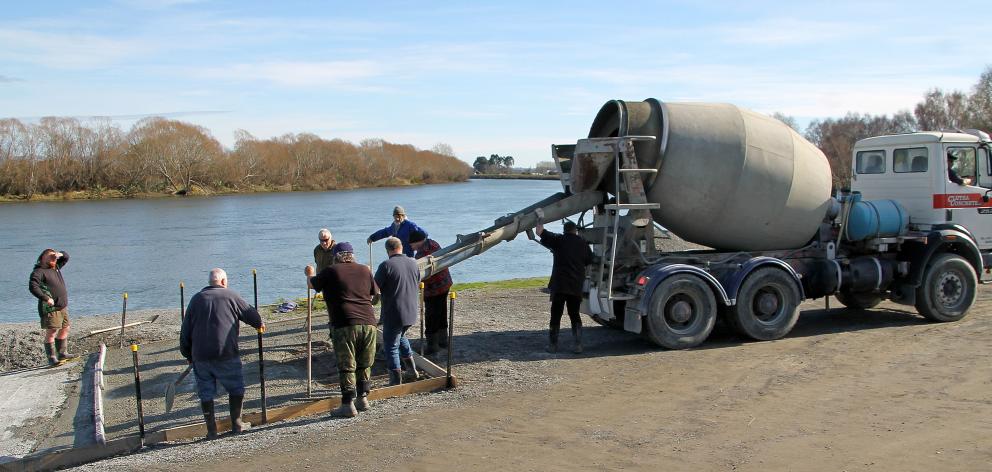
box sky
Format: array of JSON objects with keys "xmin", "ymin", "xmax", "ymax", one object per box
[{"xmin": 1, "ymin": 0, "xmax": 988, "ymax": 167}]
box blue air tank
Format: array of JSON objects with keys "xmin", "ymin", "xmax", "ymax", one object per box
[{"xmin": 843, "ymin": 192, "xmax": 910, "ymax": 241}]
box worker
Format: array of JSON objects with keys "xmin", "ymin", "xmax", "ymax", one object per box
[
  {"xmin": 28, "ymin": 248, "xmax": 78, "ymax": 366},
  {"xmin": 374, "ymin": 236, "xmax": 421, "ymax": 384},
  {"xmin": 180, "ymin": 268, "xmax": 264, "ymax": 438},
  {"xmin": 947, "ymin": 152, "xmax": 972, "ymax": 186},
  {"xmin": 409, "ymin": 230, "xmax": 453, "ymax": 354},
  {"xmin": 534, "ymin": 221, "xmax": 593, "ymax": 353},
  {"xmin": 367, "ymin": 205, "xmax": 426, "ymax": 257},
  {"xmin": 306, "ymin": 242, "xmax": 380, "ymax": 417},
  {"xmin": 314, "ymin": 228, "xmax": 336, "ymax": 271}
]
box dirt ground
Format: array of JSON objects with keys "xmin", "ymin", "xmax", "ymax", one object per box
[{"xmin": 62, "ymin": 283, "xmax": 992, "ymax": 472}]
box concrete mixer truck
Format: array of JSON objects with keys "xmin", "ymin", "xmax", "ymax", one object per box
[{"xmin": 416, "ymin": 99, "xmax": 992, "ymax": 349}]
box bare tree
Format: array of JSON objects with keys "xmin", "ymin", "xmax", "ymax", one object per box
[
  {"xmin": 771, "ymin": 112, "xmax": 800, "ymax": 132},
  {"xmin": 967, "ymin": 66, "xmax": 992, "ymax": 132}
]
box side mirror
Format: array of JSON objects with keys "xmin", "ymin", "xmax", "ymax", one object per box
[{"xmin": 984, "ymin": 190, "xmax": 991, "ymax": 203}]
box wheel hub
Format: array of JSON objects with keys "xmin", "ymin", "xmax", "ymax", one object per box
[
  {"xmin": 668, "ymin": 300, "xmax": 693, "ymax": 324},
  {"xmin": 937, "ymin": 272, "xmax": 963, "ymax": 306},
  {"xmin": 755, "ymin": 291, "xmax": 780, "ymax": 317}
]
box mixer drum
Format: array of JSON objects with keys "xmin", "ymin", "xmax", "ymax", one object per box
[{"xmin": 588, "ymin": 100, "xmax": 834, "ymax": 251}]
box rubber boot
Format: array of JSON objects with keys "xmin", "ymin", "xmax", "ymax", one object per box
[
  {"xmin": 546, "ymin": 329, "xmax": 558, "ymax": 353},
  {"xmin": 402, "ymin": 357, "xmax": 420, "ymax": 382},
  {"xmin": 200, "ymin": 400, "xmax": 218, "ymax": 439},
  {"xmin": 388, "ymin": 369, "xmax": 403, "ymax": 386},
  {"xmin": 330, "ymin": 388, "xmax": 358, "ymax": 418},
  {"xmin": 424, "ymin": 332, "xmax": 439, "ymax": 355},
  {"xmin": 55, "ymin": 338, "xmax": 79, "ymax": 361},
  {"xmin": 437, "ymin": 330, "xmax": 448, "ymax": 349},
  {"xmin": 571, "ymin": 325, "xmax": 583, "ymax": 354},
  {"xmin": 354, "ymin": 380, "xmax": 370, "ymax": 412},
  {"xmin": 229, "ymin": 394, "xmax": 247, "ymax": 434},
  {"xmin": 44, "ymin": 342, "xmax": 59, "ymax": 366}
]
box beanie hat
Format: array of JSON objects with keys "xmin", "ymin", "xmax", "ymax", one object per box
[
  {"xmin": 332, "ymin": 241, "xmax": 355, "ymax": 255},
  {"xmin": 409, "ymin": 230, "xmax": 427, "ymax": 243},
  {"xmin": 393, "ymin": 205, "xmax": 406, "ymax": 215}
]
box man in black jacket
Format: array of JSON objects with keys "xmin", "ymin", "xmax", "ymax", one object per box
[
  {"xmin": 180, "ymin": 268, "xmax": 264, "ymax": 438},
  {"xmin": 29, "ymin": 248, "xmax": 78, "ymax": 366},
  {"xmin": 535, "ymin": 221, "xmax": 593, "ymax": 353}
]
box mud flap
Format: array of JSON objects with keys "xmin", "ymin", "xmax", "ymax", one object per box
[{"xmin": 624, "ymin": 306, "xmax": 642, "ymax": 334}]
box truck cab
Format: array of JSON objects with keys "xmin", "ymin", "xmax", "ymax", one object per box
[{"xmin": 851, "ymin": 131, "xmax": 992, "ymax": 249}]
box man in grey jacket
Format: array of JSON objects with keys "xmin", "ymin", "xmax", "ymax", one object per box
[
  {"xmin": 29, "ymin": 248, "xmax": 78, "ymax": 366},
  {"xmin": 180, "ymin": 268, "xmax": 264, "ymax": 438},
  {"xmin": 374, "ymin": 237, "xmax": 421, "ymax": 385}
]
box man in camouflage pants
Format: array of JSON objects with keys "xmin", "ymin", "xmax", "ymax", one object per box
[{"xmin": 306, "ymin": 242, "xmax": 380, "ymax": 418}]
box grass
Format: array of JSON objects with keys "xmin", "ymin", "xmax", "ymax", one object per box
[{"xmin": 269, "ymin": 277, "xmax": 549, "ymax": 317}]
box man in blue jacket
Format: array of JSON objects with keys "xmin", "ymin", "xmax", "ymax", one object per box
[
  {"xmin": 180, "ymin": 268, "xmax": 264, "ymax": 439},
  {"xmin": 367, "ymin": 205, "xmax": 426, "ymax": 257}
]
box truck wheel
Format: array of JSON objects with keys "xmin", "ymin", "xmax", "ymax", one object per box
[
  {"xmin": 644, "ymin": 274, "xmax": 716, "ymax": 349},
  {"xmin": 834, "ymin": 290, "xmax": 883, "ymax": 310},
  {"xmin": 727, "ymin": 267, "xmax": 801, "ymax": 341},
  {"xmin": 915, "ymin": 253, "xmax": 976, "ymax": 322}
]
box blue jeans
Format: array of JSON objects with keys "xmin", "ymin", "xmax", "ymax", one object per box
[
  {"xmin": 381, "ymin": 323, "xmax": 413, "ymax": 371},
  {"xmin": 192, "ymin": 357, "xmax": 245, "ymax": 402}
]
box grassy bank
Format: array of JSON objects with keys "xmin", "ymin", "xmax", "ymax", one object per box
[
  {"xmin": 470, "ymin": 174, "xmax": 558, "ymax": 180},
  {"xmin": 277, "ymin": 277, "xmax": 549, "ymax": 317}
]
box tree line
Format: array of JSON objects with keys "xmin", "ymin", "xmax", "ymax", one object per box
[
  {"xmin": 794, "ymin": 65, "xmax": 992, "ymax": 189},
  {"xmin": 0, "ymin": 117, "xmax": 471, "ymax": 198},
  {"xmin": 472, "ymin": 154, "xmax": 515, "ymax": 173}
]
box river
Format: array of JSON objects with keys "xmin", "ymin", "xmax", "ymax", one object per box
[{"xmin": 0, "ymin": 179, "xmax": 566, "ymax": 323}]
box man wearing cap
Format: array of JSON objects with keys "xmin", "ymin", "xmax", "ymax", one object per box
[
  {"xmin": 534, "ymin": 221, "xmax": 593, "ymax": 354},
  {"xmin": 409, "ymin": 230, "xmax": 453, "ymax": 354},
  {"xmin": 367, "ymin": 206, "xmax": 426, "ymax": 257},
  {"xmin": 180, "ymin": 268, "xmax": 264, "ymax": 438},
  {"xmin": 305, "ymin": 242, "xmax": 380, "ymax": 418},
  {"xmin": 374, "ymin": 237, "xmax": 421, "ymax": 385},
  {"xmin": 313, "ymin": 228, "xmax": 336, "ymax": 272},
  {"xmin": 947, "ymin": 152, "xmax": 972, "ymax": 186},
  {"xmin": 28, "ymin": 248, "xmax": 78, "ymax": 366}
]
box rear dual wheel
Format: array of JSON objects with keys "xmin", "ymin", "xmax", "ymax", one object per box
[
  {"xmin": 644, "ymin": 274, "xmax": 717, "ymax": 349},
  {"xmin": 725, "ymin": 268, "xmax": 801, "ymax": 341}
]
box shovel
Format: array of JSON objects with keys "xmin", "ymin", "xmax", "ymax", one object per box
[{"xmin": 164, "ymin": 364, "xmax": 193, "ymax": 413}]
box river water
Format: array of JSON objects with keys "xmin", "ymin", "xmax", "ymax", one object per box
[{"xmin": 0, "ymin": 179, "xmax": 566, "ymax": 323}]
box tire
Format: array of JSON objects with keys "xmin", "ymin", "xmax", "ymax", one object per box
[
  {"xmin": 644, "ymin": 274, "xmax": 717, "ymax": 349},
  {"xmin": 727, "ymin": 267, "xmax": 801, "ymax": 341},
  {"xmin": 915, "ymin": 253, "xmax": 977, "ymax": 322},
  {"xmin": 834, "ymin": 290, "xmax": 883, "ymax": 310}
]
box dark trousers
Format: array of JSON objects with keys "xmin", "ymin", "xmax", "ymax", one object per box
[
  {"xmin": 425, "ymin": 291, "xmax": 449, "ymax": 335},
  {"xmin": 549, "ymin": 293, "xmax": 582, "ymax": 344}
]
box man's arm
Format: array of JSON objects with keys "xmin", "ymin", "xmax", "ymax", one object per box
[
  {"xmin": 179, "ymin": 301, "xmax": 193, "ymax": 361},
  {"xmin": 56, "ymin": 251, "xmax": 68, "ymax": 269},
  {"xmin": 29, "ymin": 269, "xmax": 50, "ymax": 302},
  {"xmin": 235, "ymin": 295, "xmax": 264, "ymax": 331},
  {"xmin": 368, "ymin": 226, "xmax": 390, "ymax": 244},
  {"xmin": 374, "ymin": 262, "xmax": 387, "ymax": 290},
  {"xmin": 538, "ymin": 228, "xmax": 562, "ymax": 250}
]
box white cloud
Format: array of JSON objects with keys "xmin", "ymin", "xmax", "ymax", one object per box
[{"xmin": 197, "ymin": 60, "xmax": 387, "ymax": 88}]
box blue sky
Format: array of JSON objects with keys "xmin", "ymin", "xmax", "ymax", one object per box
[{"xmin": 1, "ymin": 0, "xmax": 987, "ymax": 166}]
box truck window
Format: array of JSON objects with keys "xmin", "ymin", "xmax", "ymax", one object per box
[
  {"xmin": 947, "ymin": 146, "xmax": 977, "ymax": 182},
  {"xmin": 893, "ymin": 147, "xmax": 928, "ymax": 173},
  {"xmin": 856, "ymin": 150, "xmax": 885, "ymax": 174}
]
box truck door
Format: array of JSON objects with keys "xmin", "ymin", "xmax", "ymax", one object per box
[{"xmin": 940, "ymin": 145, "xmax": 992, "ymax": 249}]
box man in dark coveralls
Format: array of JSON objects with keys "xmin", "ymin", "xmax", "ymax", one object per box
[
  {"xmin": 534, "ymin": 221, "xmax": 593, "ymax": 353},
  {"xmin": 29, "ymin": 248, "xmax": 79, "ymax": 366}
]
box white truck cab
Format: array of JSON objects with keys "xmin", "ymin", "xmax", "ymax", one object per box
[{"xmin": 851, "ymin": 130, "xmax": 992, "ymax": 249}]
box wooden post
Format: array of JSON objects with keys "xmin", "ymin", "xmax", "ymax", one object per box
[
  {"xmin": 119, "ymin": 293, "xmax": 128, "ymax": 349},
  {"xmin": 446, "ymin": 291, "xmax": 456, "ymax": 388},
  {"xmin": 130, "ymin": 343, "xmax": 145, "ymax": 445}
]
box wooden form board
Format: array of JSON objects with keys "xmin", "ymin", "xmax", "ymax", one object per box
[{"xmin": 0, "ymin": 375, "xmax": 455, "ymax": 471}]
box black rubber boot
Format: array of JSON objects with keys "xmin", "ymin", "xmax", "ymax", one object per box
[
  {"xmin": 55, "ymin": 338, "xmax": 79, "ymax": 361},
  {"xmin": 44, "ymin": 342, "xmax": 59, "ymax": 366},
  {"xmin": 229, "ymin": 394, "xmax": 247, "ymax": 434},
  {"xmin": 424, "ymin": 332, "xmax": 439, "ymax": 355},
  {"xmin": 571, "ymin": 325, "xmax": 583, "ymax": 354},
  {"xmin": 437, "ymin": 330, "xmax": 448, "ymax": 349},
  {"xmin": 402, "ymin": 357, "xmax": 420, "ymax": 382},
  {"xmin": 388, "ymin": 369, "xmax": 403, "ymax": 386},
  {"xmin": 200, "ymin": 400, "xmax": 218, "ymax": 439},
  {"xmin": 546, "ymin": 329, "xmax": 559, "ymax": 353},
  {"xmin": 355, "ymin": 380, "xmax": 370, "ymax": 412},
  {"xmin": 331, "ymin": 388, "xmax": 358, "ymax": 418}
]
